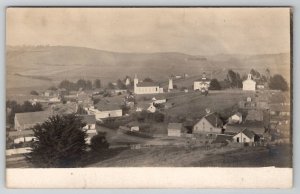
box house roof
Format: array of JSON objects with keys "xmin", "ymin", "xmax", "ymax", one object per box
[
  {"xmin": 8, "ymin": 129, "xmax": 34, "ymax": 137},
  {"xmin": 236, "ymin": 128, "xmax": 255, "ymax": 139},
  {"xmin": 195, "ymin": 77, "xmax": 211, "ymax": 82},
  {"xmin": 168, "ymin": 123, "xmax": 183, "ymax": 130},
  {"xmin": 226, "ymin": 121, "xmax": 265, "ymax": 135},
  {"xmin": 246, "ymin": 109, "xmax": 264, "ymax": 121},
  {"xmin": 136, "ymin": 81, "xmax": 160, "ymax": 87},
  {"xmin": 80, "ymin": 115, "xmax": 96, "ymax": 124},
  {"xmin": 15, "ymin": 111, "xmax": 51, "ymax": 126},
  {"xmin": 95, "ymin": 100, "xmax": 122, "ymax": 111},
  {"xmin": 232, "ymin": 112, "xmax": 242, "ymax": 117},
  {"xmin": 51, "ymin": 102, "xmax": 77, "ymax": 115},
  {"xmin": 203, "ymin": 113, "xmax": 223, "ymax": 128}
]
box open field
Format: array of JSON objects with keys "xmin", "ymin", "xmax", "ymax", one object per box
[
  {"xmin": 6, "ymin": 144, "xmax": 292, "ymax": 168},
  {"xmin": 85, "ymin": 144, "xmax": 291, "ymax": 167}
]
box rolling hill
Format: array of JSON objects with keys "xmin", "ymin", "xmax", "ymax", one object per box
[{"xmin": 6, "ymin": 45, "xmax": 290, "ymax": 92}]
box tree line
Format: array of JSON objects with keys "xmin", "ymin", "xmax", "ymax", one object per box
[{"xmin": 58, "ymin": 79, "xmax": 101, "ymax": 91}]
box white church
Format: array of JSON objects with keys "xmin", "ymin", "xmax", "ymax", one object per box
[
  {"xmin": 194, "ymin": 72, "xmax": 211, "ymax": 91},
  {"xmin": 242, "ymin": 74, "xmax": 256, "ymax": 91},
  {"xmin": 134, "ymin": 75, "xmax": 164, "ymax": 94}
]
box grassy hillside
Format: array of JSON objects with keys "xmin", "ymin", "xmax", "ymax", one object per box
[{"xmin": 6, "ymin": 45, "xmax": 290, "ymax": 92}]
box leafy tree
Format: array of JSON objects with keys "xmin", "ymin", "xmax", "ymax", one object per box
[
  {"xmin": 250, "ymin": 69, "xmax": 261, "ymax": 79},
  {"xmin": 59, "ymin": 80, "xmax": 78, "ymax": 91},
  {"xmin": 209, "ymin": 79, "xmax": 222, "ymax": 90},
  {"xmin": 30, "ymin": 90, "xmax": 39, "ymax": 96},
  {"xmin": 77, "ymin": 105, "xmax": 88, "ymax": 115},
  {"xmin": 107, "ymin": 82, "xmax": 115, "ymax": 89},
  {"xmin": 90, "ymin": 132, "xmax": 109, "ymax": 153},
  {"xmin": 86, "ymin": 80, "xmax": 93, "ymax": 90},
  {"xmin": 269, "ymin": 74, "xmax": 289, "ymax": 91},
  {"xmin": 77, "ymin": 79, "xmax": 87, "ymax": 90},
  {"xmin": 94, "ymin": 79, "xmax": 101, "ymax": 88},
  {"xmin": 48, "ymin": 86, "xmax": 58, "ymax": 91},
  {"xmin": 143, "ymin": 77, "xmax": 153, "ymax": 82},
  {"xmin": 28, "ymin": 114, "xmax": 87, "ymax": 167},
  {"xmin": 153, "ymin": 112, "xmax": 165, "ymax": 122},
  {"xmin": 227, "ymin": 70, "xmax": 242, "ymax": 88},
  {"xmin": 117, "ymin": 79, "xmax": 127, "ymax": 89}
]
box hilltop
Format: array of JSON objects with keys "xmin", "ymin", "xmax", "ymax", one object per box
[{"xmin": 6, "ymin": 45, "xmax": 290, "ymax": 91}]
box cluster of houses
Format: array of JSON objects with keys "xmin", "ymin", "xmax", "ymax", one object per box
[
  {"xmin": 7, "ymin": 71, "xmax": 290, "ymax": 155},
  {"xmin": 165, "ymin": 109, "xmax": 265, "ymax": 145}
]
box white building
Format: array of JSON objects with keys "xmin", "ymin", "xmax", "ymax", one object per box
[
  {"xmin": 228, "ymin": 112, "xmax": 243, "ymax": 124},
  {"xmin": 81, "ymin": 115, "xmax": 96, "ymax": 130},
  {"xmin": 193, "ymin": 72, "xmax": 211, "ymax": 91},
  {"xmin": 168, "ymin": 123, "xmax": 182, "ymax": 137},
  {"xmin": 232, "ymin": 128, "xmax": 256, "ymax": 143},
  {"xmin": 86, "ymin": 106, "xmax": 122, "ymax": 120},
  {"xmin": 134, "ymin": 74, "xmax": 163, "ymax": 94},
  {"xmin": 147, "ymin": 103, "xmax": 157, "ymax": 113},
  {"xmin": 193, "ymin": 112, "xmax": 223, "ymax": 135},
  {"xmin": 243, "ymin": 74, "xmax": 256, "ymax": 91},
  {"xmin": 168, "ymin": 78, "xmax": 173, "ymax": 91},
  {"xmin": 125, "ymin": 77, "xmax": 131, "ymax": 86}
]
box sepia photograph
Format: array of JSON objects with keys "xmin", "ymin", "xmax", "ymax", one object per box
[{"xmin": 5, "ymin": 7, "xmax": 292, "ymax": 188}]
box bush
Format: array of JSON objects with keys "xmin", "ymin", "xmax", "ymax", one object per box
[
  {"xmin": 269, "ymin": 74, "xmax": 288, "ymax": 91},
  {"xmin": 30, "ymin": 90, "xmax": 39, "ymax": 95},
  {"xmin": 209, "ymin": 79, "xmax": 222, "ymax": 90},
  {"xmin": 90, "ymin": 132, "xmax": 109, "ymax": 153}
]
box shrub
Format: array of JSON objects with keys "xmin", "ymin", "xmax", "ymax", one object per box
[
  {"xmin": 30, "ymin": 90, "xmax": 39, "ymax": 95},
  {"xmin": 90, "ymin": 132, "xmax": 109, "ymax": 153}
]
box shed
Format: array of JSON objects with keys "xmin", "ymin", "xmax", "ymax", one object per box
[{"xmin": 168, "ymin": 123, "xmax": 183, "ymax": 137}]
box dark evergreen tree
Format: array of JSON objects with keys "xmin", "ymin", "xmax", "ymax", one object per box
[{"xmin": 28, "ymin": 114, "xmax": 87, "ymax": 167}]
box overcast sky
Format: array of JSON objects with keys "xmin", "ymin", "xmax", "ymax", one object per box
[{"xmin": 6, "ymin": 8, "xmax": 291, "ymax": 55}]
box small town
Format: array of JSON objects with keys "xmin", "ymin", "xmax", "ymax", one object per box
[{"xmin": 6, "ymin": 68, "xmax": 291, "ymax": 168}]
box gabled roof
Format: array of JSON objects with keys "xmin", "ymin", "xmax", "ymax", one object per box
[
  {"xmin": 246, "ymin": 109, "xmax": 264, "ymax": 121},
  {"xmin": 203, "ymin": 112, "xmax": 223, "ymax": 128},
  {"xmin": 15, "ymin": 111, "xmax": 51, "ymax": 126},
  {"xmin": 95, "ymin": 100, "xmax": 122, "ymax": 111},
  {"xmin": 168, "ymin": 123, "xmax": 183, "ymax": 130},
  {"xmin": 80, "ymin": 115, "xmax": 96, "ymax": 124},
  {"xmin": 195, "ymin": 77, "xmax": 211, "ymax": 82},
  {"xmin": 232, "ymin": 112, "xmax": 242, "ymax": 117},
  {"xmin": 226, "ymin": 121, "xmax": 265, "ymax": 135},
  {"xmin": 236, "ymin": 128, "xmax": 255, "ymax": 139},
  {"xmin": 136, "ymin": 82, "xmax": 160, "ymax": 87},
  {"xmin": 8, "ymin": 129, "xmax": 34, "ymax": 137}
]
